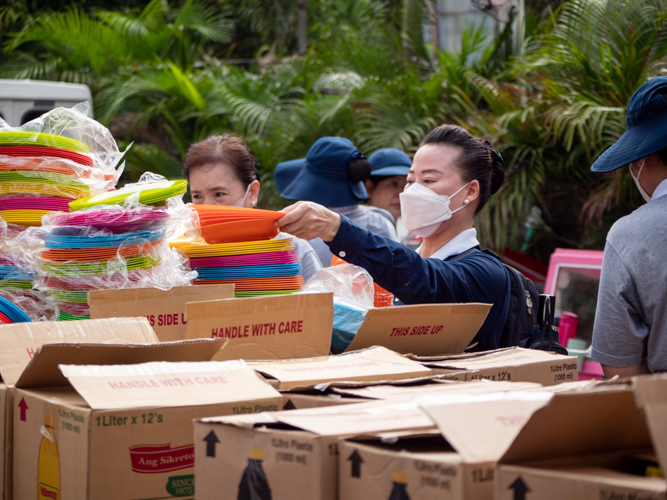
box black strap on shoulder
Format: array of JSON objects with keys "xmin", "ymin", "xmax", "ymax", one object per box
[{"xmin": 445, "ymin": 246, "xmax": 481, "ymax": 262}]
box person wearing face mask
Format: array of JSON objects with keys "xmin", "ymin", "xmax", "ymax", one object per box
[
  {"xmin": 274, "ymin": 137, "xmax": 398, "ymax": 267},
  {"xmin": 183, "ymin": 134, "xmax": 323, "ymax": 281},
  {"xmin": 589, "ymin": 76, "xmax": 667, "ymax": 376},
  {"xmin": 365, "ymin": 148, "xmax": 417, "ymax": 246},
  {"xmin": 274, "ymin": 124, "xmax": 510, "ymax": 352}
]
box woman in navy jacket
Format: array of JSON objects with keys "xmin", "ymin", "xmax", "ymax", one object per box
[{"xmin": 276, "ymin": 124, "xmax": 510, "ymax": 351}]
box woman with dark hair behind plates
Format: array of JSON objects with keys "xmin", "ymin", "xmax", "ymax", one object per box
[{"xmin": 184, "ymin": 134, "xmax": 322, "ymax": 282}]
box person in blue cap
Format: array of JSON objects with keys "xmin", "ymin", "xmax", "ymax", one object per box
[
  {"xmin": 366, "ymin": 148, "xmax": 417, "ymax": 246},
  {"xmin": 274, "ymin": 124, "xmax": 511, "ymax": 352},
  {"xmin": 274, "ymin": 137, "xmax": 398, "ymax": 266},
  {"xmin": 590, "ymin": 76, "xmax": 667, "ymax": 376}
]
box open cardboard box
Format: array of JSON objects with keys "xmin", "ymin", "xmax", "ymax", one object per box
[
  {"xmin": 0, "ymin": 317, "xmax": 158, "ymax": 500},
  {"xmin": 248, "ymin": 346, "xmax": 432, "ymax": 391},
  {"xmin": 409, "ymin": 347, "xmax": 579, "ymax": 386},
  {"xmin": 283, "ymin": 377, "xmax": 541, "ymax": 410},
  {"xmin": 89, "ymin": 285, "xmax": 235, "ymax": 341},
  {"xmin": 339, "ymin": 391, "xmax": 554, "ymax": 500},
  {"xmin": 186, "ymin": 296, "xmax": 491, "ymax": 361},
  {"xmin": 13, "ymin": 339, "xmax": 283, "ymax": 500},
  {"xmin": 495, "ymin": 375, "xmax": 667, "ymax": 499},
  {"xmin": 185, "ymin": 292, "xmax": 334, "ymax": 360},
  {"xmin": 343, "ymin": 303, "xmax": 491, "ymax": 355},
  {"xmin": 194, "ymin": 398, "xmax": 438, "ymax": 500}
]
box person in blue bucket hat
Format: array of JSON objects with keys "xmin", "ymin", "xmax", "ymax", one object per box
[
  {"xmin": 590, "ymin": 76, "xmax": 667, "ymax": 377},
  {"xmin": 366, "ymin": 148, "xmax": 418, "ymax": 246},
  {"xmin": 275, "ymin": 137, "xmax": 398, "ymax": 266}
]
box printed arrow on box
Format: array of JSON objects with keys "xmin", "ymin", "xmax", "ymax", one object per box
[
  {"xmin": 203, "ymin": 430, "xmax": 220, "ymax": 458},
  {"xmin": 18, "ymin": 398, "xmax": 28, "ymax": 422},
  {"xmin": 509, "ymin": 477, "xmax": 530, "ymax": 500},
  {"xmin": 348, "ymin": 450, "xmax": 364, "ymax": 478}
]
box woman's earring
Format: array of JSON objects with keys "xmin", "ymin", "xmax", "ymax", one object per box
[{"xmin": 464, "ymin": 199, "xmax": 469, "ymax": 205}]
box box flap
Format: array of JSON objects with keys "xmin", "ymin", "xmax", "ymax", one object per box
[
  {"xmin": 499, "ymin": 388, "xmax": 653, "ymax": 465},
  {"xmin": 271, "ymin": 400, "xmax": 435, "ymax": 437},
  {"xmin": 344, "ymin": 303, "xmax": 491, "ymax": 355},
  {"xmin": 203, "ymin": 399, "xmax": 436, "ymax": 437},
  {"xmin": 16, "ymin": 338, "xmax": 227, "ymax": 388},
  {"xmin": 632, "ymin": 375, "xmax": 667, "ymax": 472},
  {"xmin": 89, "ymin": 285, "xmax": 235, "ymax": 342},
  {"xmin": 248, "ymin": 346, "xmax": 432, "ymax": 390},
  {"xmin": 410, "ymin": 347, "xmax": 572, "ymax": 369},
  {"xmin": 0, "ymin": 317, "xmax": 158, "ymax": 386},
  {"xmin": 419, "ymin": 392, "xmax": 553, "ymax": 462},
  {"xmin": 185, "ymin": 292, "xmax": 334, "ymax": 360},
  {"xmin": 60, "ymin": 359, "xmax": 280, "ymax": 410},
  {"xmin": 333, "ymin": 380, "xmax": 541, "ymax": 400}
]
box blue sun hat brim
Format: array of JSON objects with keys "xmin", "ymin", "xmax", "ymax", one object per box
[
  {"xmin": 274, "ymin": 137, "xmax": 368, "ymax": 206},
  {"xmin": 368, "ymin": 148, "xmax": 412, "ymax": 177},
  {"xmin": 592, "ymin": 76, "xmax": 667, "ymax": 173}
]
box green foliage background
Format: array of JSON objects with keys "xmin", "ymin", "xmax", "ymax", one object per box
[{"xmin": 2, "ymin": 0, "xmax": 666, "ymax": 263}]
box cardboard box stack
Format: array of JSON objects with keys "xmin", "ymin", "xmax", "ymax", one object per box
[
  {"xmin": 13, "ymin": 340, "xmax": 282, "ymax": 499},
  {"xmin": 0, "ymin": 317, "xmax": 158, "ymax": 499}
]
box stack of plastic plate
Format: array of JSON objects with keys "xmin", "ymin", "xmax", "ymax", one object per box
[
  {"xmin": 172, "ymin": 238, "xmax": 304, "ymax": 297},
  {"xmin": 0, "ymin": 131, "xmax": 106, "ymax": 227},
  {"xmin": 40, "ymin": 207, "xmax": 170, "ymax": 320},
  {"xmin": 192, "ymin": 205, "xmax": 284, "ymax": 244},
  {"xmin": 0, "ymin": 295, "xmax": 31, "ymax": 323},
  {"xmin": 69, "ymin": 180, "xmax": 187, "ymax": 210}
]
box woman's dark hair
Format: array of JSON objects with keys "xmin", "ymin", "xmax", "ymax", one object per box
[
  {"xmin": 420, "ymin": 124, "xmax": 505, "ymax": 213},
  {"xmin": 347, "ymin": 157, "xmax": 372, "ymax": 183},
  {"xmin": 183, "ymin": 134, "xmax": 258, "ymax": 188}
]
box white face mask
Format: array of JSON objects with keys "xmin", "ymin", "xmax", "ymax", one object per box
[
  {"xmin": 399, "ymin": 181, "xmax": 470, "ymax": 238},
  {"xmin": 231, "ymin": 184, "xmax": 252, "ymax": 207},
  {"xmin": 630, "ymin": 159, "xmax": 651, "ymax": 203}
]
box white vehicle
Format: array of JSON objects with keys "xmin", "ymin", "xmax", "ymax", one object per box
[{"xmin": 0, "ymin": 79, "xmax": 93, "ymax": 126}]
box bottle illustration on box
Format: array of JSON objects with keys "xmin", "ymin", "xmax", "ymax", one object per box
[
  {"xmin": 238, "ymin": 448, "xmax": 272, "ymax": 500},
  {"xmin": 389, "ymin": 471, "xmax": 410, "ymax": 500},
  {"xmin": 37, "ymin": 414, "xmax": 60, "ymax": 500}
]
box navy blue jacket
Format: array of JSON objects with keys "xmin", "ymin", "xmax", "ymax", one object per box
[{"xmin": 327, "ymin": 216, "xmax": 511, "ymax": 351}]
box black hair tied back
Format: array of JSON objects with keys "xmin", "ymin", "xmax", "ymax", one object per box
[
  {"xmin": 484, "ymin": 140, "xmax": 505, "ymax": 195},
  {"xmin": 347, "ymin": 156, "xmax": 372, "ymax": 183}
]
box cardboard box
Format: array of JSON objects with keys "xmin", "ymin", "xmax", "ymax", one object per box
[
  {"xmin": 89, "ymin": 285, "xmax": 235, "ymax": 341},
  {"xmin": 0, "ymin": 317, "xmax": 159, "ymax": 500},
  {"xmin": 410, "ymin": 347, "xmax": 578, "ymax": 386},
  {"xmin": 344, "ymin": 303, "xmax": 491, "ymax": 355},
  {"xmin": 248, "ymin": 346, "xmax": 432, "ymax": 390},
  {"xmin": 13, "ymin": 340, "xmax": 282, "ymax": 500},
  {"xmin": 495, "ymin": 376, "xmax": 667, "ymax": 499},
  {"xmin": 194, "ymin": 399, "xmax": 438, "ymax": 500},
  {"xmin": 283, "ymin": 378, "xmax": 541, "ymax": 410},
  {"xmin": 185, "ymin": 292, "xmax": 334, "ymax": 360},
  {"xmin": 338, "ymin": 391, "xmax": 554, "ymax": 500}
]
